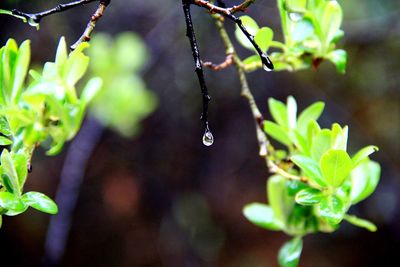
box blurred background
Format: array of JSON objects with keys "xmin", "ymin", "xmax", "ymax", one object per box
[{"xmin": 0, "ymin": 0, "xmax": 399, "ymax": 266}]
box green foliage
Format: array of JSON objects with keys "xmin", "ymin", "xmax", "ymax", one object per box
[
  {"xmin": 87, "ymin": 32, "xmax": 157, "ymax": 137},
  {"xmin": 244, "ymin": 96, "xmax": 380, "ymax": 266},
  {"xmin": 0, "ymin": 38, "xmax": 101, "ymax": 226},
  {"xmin": 236, "ymin": 0, "xmax": 347, "ymax": 73}
]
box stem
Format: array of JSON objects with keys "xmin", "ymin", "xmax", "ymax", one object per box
[
  {"xmin": 191, "ymin": 0, "xmax": 274, "ymax": 70},
  {"xmin": 11, "ymin": 0, "xmax": 98, "ymax": 24},
  {"xmin": 182, "ymin": 0, "xmax": 212, "ymax": 131},
  {"xmin": 70, "ymin": 0, "xmax": 111, "ymax": 50}
]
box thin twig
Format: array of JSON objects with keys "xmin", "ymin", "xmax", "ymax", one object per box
[
  {"xmin": 190, "ymin": 0, "xmax": 274, "ymax": 70},
  {"xmin": 182, "ymin": 0, "xmax": 212, "ymax": 132},
  {"xmin": 202, "ymin": 53, "xmax": 233, "ymax": 71},
  {"xmin": 11, "ymin": 0, "xmax": 97, "ymax": 24},
  {"xmin": 70, "ymin": 0, "xmax": 111, "ymax": 50}
]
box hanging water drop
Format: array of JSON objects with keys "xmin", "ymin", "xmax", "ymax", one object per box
[
  {"xmin": 260, "ymin": 53, "xmax": 274, "ymax": 72},
  {"xmin": 27, "ymin": 17, "xmax": 40, "ymax": 30},
  {"xmin": 288, "ymin": 12, "xmax": 304, "ymax": 22},
  {"xmin": 202, "ymin": 128, "xmax": 214, "ymax": 146}
]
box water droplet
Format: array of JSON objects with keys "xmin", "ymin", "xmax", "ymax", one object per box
[
  {"xmin": 288, "ymin": 12, "xmax": 304, "ymax": 22},
  {"xmin": 202, "ymin": 129, "xmax": 214, "ymax": 146},
  {"xmin": 27, "ymin": 18, "xmax": 40, "ymax": 30},
  {"xmin": 260, "ymin": 53, "xmax": 274, "ymax": 72}
]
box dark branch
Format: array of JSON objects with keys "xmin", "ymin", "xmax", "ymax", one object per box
[
  {"xmin": 11, "ymin": 0, "xmax": 97, "ymax": 25},
  {"xmin": 191, "ymin": 0, "xmax": 274, "ymax": 70},
  {"xmin": 182, "ymin": 0, "xmax": 212, "ymax": 131}
]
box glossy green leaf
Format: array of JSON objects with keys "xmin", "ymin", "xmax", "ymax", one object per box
[
  {"xmin": 320, "ymin": 1, "xmax": 343, "ymax": 50},
  {"xmin": 331, "ymin": 123, "xmax": 348, "ymax": 150},
  {"xmin": 255, "ymin": 27, "xmax": 273, "ymax": 52},
  {"xmin": 278, "ymin": 237, "xmax": 303, "ymax": 267},
  {"xmin": 55, "ymin": 36, "xmax": 68, "ymax": 68},
  {"xmin": 22, "ymin": 191, "xmax": 58, "ymax": 214},
  {"xmin": 320, "ymin": 149, "xmax": 353, "ymax": 187},
  {"xmin": 328, "ymin": 49, "xmax": 347, "ymax": 74},
  {"xmin": 0, "ymin": 136, "xmax": 12, "ymax": 145},
  {"xmin": 291, "ymin": 155, "xmax": 326, "ymax": 187},
  {"xmin": 0, "ymin": 116, "xmax": 12, "ymax": 136},
  {"xmin": 243, "ymin": 203, "xmax": 282, "ymax": 230},
  {"xmin": 264, "ymin": 120, "xmax": 291, "ymax": 146},
  {"xmin": 1, "ymin": 149, "xmax": 20, "ymax": 195},
  {"xmin": 318, "ymin": 195, "xmax": 346, "ymax": 225},
  {"xmin": 268, "ymin": 98, "xmax": 288, "ymax": 127},
  {"xmin": 12, "ymin": 153, "xmax": 28, "ymax": 188},
  {"xmin": 352, "ymin": 146, "xmax": 379, "ymax": 167},
  {"xmin": 295, "ymin": 188, "xmax": 325, "ymax": 206},
  {"xmin": 293, "ymin": 131, "xmax": 310, "ymax": 156},
  {"xmin": 268, "ymin": 175, "xmax": 292, "ymax": 226},
  {"xmin": 296, "ymin": 102, "xmax": 324, "ymax": 135},
  {"xmin": 0, "ymin": 191, "xmax": 26, "ymax": 214},
  {"xmin": 64, "ymin": 42, "xmax": 90, "ymax": 87},
  {"xmin": 344, "ymin": 214, "xmax": 377, "ymax": 232},
  {"xmin": 350, "ymin": 160, "xmax": 380, "ymax": 204},
  {"xmin": 11, "ymin": 40, "xmax": 30, "ymax": 103},
  {"xmin": 311, "ymin": 129, "xmax": 332, "ymax": 161},
  {"xmin": 235, "ymin": 15, "xmax": 259, "ymax": 50}
]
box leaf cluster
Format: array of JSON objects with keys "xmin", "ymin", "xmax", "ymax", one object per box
[
  {"xmin": 244, "ymin": 96, "xmax": 380, "ymax": 266},
  {"xmin": 236, "ymin": 0, "xmax": 347, "ymax": 73},
  {"xmin": 0, "ymin": 38, "xmax": 102, "ymax": 226}
]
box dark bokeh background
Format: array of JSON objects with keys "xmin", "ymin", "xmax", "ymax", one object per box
[{"xmin": 0, "ymin": 0, "xmax": 399, "ymax": 266}]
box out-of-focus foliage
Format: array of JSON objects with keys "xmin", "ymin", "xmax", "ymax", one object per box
[
  {"xmin": 0, "ymin": 38, "xmax": 101, "ymax": 226},
  {"xmin": 87, "ymin": 32, "xmax": 157, "ymax": 137},
  {"xmin": 236, "ymin": 0, "xmax": 346, "ymax": 73},
  {"xmin": 244, "ymin": 97, "xmax": 380, "ymax": 266}
]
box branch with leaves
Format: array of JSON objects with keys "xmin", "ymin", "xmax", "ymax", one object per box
[{"xmin": 183, "ymin": 0, "xmax": 380, "ymax": 266}]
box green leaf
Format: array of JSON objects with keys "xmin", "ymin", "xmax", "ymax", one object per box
[
  {"xmin": 350, "ymin": 160, "xmax": 380, "ymax": 204},
  {"xmin": 243, "ymin": 203, "xmax": 282, "ymax": 230},
  {"xmin": 268, "ymin": 175, "xmax": 293, "ymax": 226},
  {"xmin": 320, "ymin": 1, "xmax": 343, "ymax": 50},
  {"xmin": 64, "ymin": 42, "xmax": 90, "ymax": 87},
  {"xmin": 0, "ymin": 116, "xmax": 12, "ymax": 136},
  {"xmin": 22, "ymin": 192, "xmax": 58, "ymax": 214},
  {"xmin": 352, "ymin": 145, "xmax": 379, "ymax": 167},
  {"xmin": 12, "ymin": 153, "xmax": 28, "ymax": 188},
  {"xmin": 80, "ymin": 77, "xmax": 102, "ymax": 105},
  {"xmin": 235, "ymin": 16, "xmax": 259, "ymax": 50},
  {"xmin": 286, "ymin": 96, "xmax": 297, "ymax": 129},
  {"xmin": 328, "ymin": 49, "xmax": 347, "ymax": 74},
  {"xmin": 295, "ymin": 188, "xmax": 325, "ymax": 206},
  {"xmin": 320, "ymin": 149, "xmax": 353, "ymax": 187},
  {"xmin": 318, "ymin": 194, "xmax": 346, "ymax": 225},
  {"xmin": 0, "ymin": 191, "xmax": 26, "ymax": 214},
  {"xmin": 55, "ymin": 36, "xmax": 68, "ymax": 68},
  {"xmin": 344, "ymin": 214, "xmax": 377, "ymax": 232},
  {"xmin": 278, "ymin": 237, "xmax": 303, "ymax": 267},
  {"xmin": 1, "ymin": 149, "xmax": 21, "ymax": 195},
  {"xmin": 264, "ymin": 120, "xmax": 291, "ymax": 146},
  {"xmin": 291, "ymin": 155, "xmax": 326, "ymax": 187},
  {"xmin": 297, "ymin": 102, "xmax": 325, "ymax": 135},
  {"xmin": 268, "ymin": 98, "xmax": 288, "ymax": 127},
  {"xmin": 11, "ymin": 40, "xmax": 30, "ymax": 103},
  {"xmin": 255, "ymin": 27, "xmax": 273, "ymax": 52},
  {"xmin": 331, "ymin": 123, "xmax": 348, "ymax": 150},
  {"xmin": 0, "ymin": 136, "xmax": 12, "ymax": 145},
  {"xmin": 311, "ymin": 129, "xmax": 332, "ymax": 161}
]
